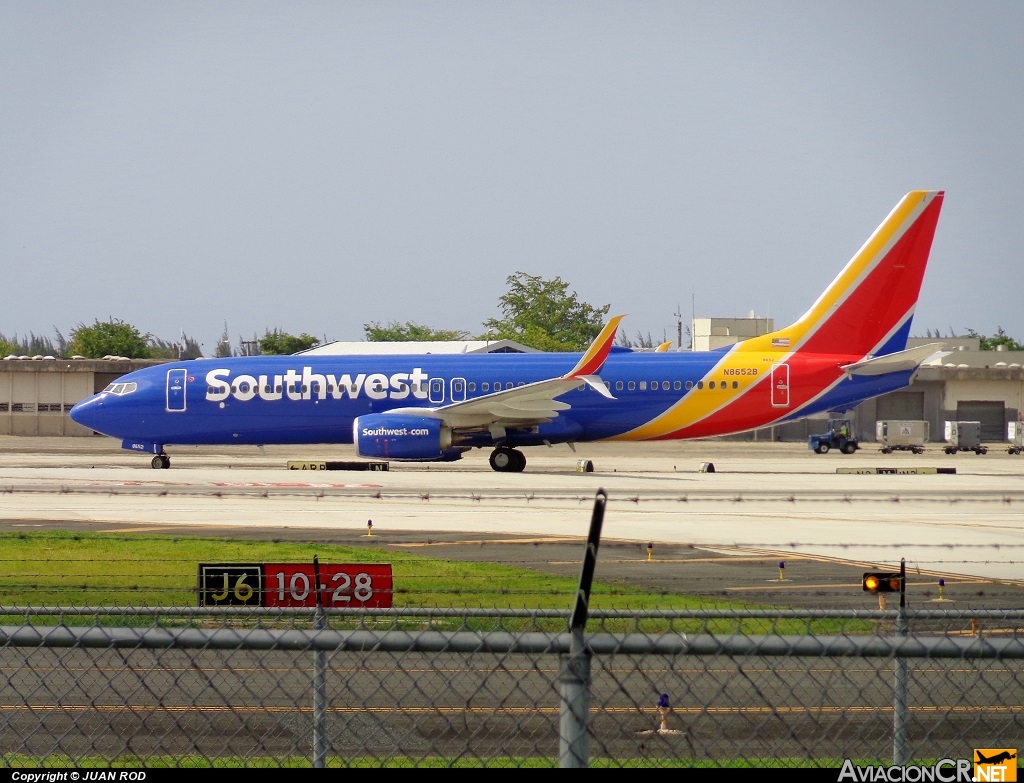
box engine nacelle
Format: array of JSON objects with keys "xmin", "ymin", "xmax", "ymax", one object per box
[{"xmin": 354, "ymin": 414, "xmax": 462, "ymax": 461}]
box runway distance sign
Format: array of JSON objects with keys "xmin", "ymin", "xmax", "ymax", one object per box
[{"xmin": 198, "ymin": 563, "xmax": 393, "ymax": 608}]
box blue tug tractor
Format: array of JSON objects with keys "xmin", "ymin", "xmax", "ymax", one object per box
[{"xmin": 808, "ymin": 418, "xmax": 859, "ymax": 455}]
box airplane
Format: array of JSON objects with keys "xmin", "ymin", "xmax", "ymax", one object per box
[
  {"xmin": 976, "ymin": 751, "xmax": 1016, "ymax": 765},
  {"xmin": 70, "ymin": 190, "xmax": 945, "ymax": 472}
]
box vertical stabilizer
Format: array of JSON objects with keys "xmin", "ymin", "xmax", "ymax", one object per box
[{"xmin": 738, "ymin": 191, "xmax": 944, "ymax": 358}]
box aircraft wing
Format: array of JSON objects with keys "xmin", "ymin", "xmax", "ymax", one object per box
[
  {"xmin": 386, "ymin": 316, "xmax": 624, "ymax": 433},
  {"xmin": 840, "ymin": 343, "xmax": 949, "ymax": 376}
]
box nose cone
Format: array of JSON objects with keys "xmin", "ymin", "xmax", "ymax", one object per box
[{"xmin": 69, "ymin": 394, "xmax": 105, "ymax": 431}]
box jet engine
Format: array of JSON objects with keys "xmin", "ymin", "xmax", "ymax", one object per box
[{"xmin": 353, "ymin": 414, "xmax": 464, "ymax": 461}]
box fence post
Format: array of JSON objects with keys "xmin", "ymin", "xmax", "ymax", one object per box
[
  {"xmin": 893, "ymin": 558, "xmax": 908, "ymax": 766},
  {"xmin": 312, "ymin": 555, "xmax": 328, "ymax": 768},
  {"xmin": 559, "ymin": 490, "xmax": 606, "ymax": 768}
]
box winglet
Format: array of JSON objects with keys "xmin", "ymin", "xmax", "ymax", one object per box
[
  {"xmin": 565, "ymin": 315, "xmax": 625, "ymax": 378},
  {"xmin": 655, "ymin": 341, "xmax": 673, "ymax": 353}
]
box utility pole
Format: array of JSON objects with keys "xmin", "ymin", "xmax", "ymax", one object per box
[{"xmin": 674, "ymin": 305, "xmax": 683, "ymax": 349}]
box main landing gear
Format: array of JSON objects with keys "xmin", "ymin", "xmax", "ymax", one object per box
[
  {"xmin": 489, "ymin": 447, "xmax": 526, "ymax": 473},
  {"xmin": 151, "ymin": 453, "xmax": 170, "ymax": 469}
]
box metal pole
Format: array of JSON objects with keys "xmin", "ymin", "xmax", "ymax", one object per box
[
  {"xmin": 559, "ymin": 490, "xmax": 606, "ymax": 768},
  {"xmin": 312, "ymin": 556, "xmax": 328, "ymax": 768},
  {"xmin": 893, "ymin": 558, "xmax": 908, "ymax": 766}
]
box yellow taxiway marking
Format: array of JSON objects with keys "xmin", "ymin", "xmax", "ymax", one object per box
[
  {"xmin": 393, "ymin": 538, "xmax": 583, "ymax": 548},
  {"xmin": 96, "ymin": 526, "xmax": 172, "ymax": 534}
]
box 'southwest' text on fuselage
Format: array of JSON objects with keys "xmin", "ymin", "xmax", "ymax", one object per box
[{"xmin": 205, "ymin": 367, "xmax": 430, "ymax": 403}]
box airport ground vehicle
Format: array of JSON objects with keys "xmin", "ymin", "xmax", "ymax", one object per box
[
  {"xmin": 876, "ymin": 420, "xmax": 928, "ymax": 454},
  {"xmin": 808, "ymin": 418, "xmax": 858, "ymax": 454},
  {"xmin": 944, "ymin": 420, "xmax": 987, "ymax": 455},
  {"xmin": 1008, "ymin": 421, "xmax": 1023, "ymax": 455}
]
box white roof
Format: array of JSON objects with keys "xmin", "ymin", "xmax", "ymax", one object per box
[{"xmin": 297, "ymin": 339, "xmax": 538, "ymax": 356}]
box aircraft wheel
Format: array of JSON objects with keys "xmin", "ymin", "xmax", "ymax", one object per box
[
  {"xmin": 151, "ymin": 454, "xmax": 170, "ymax": 469},
  {"xmin": 489, "ymin": 448, "xmax": 515, "ymax": 472},
  {"xmin": 510, "ymin": 449, "xmax": 527, "ymax": 472},
  {"xmin": 489, "ymin": 448, "xmax": 527, "ymax": 472},
  {"xmin": 818, "ymin": 443, "xmax": 830, "ymax": 455}
]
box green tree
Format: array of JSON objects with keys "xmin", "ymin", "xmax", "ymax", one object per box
[
  {"xmin": 364, "ymin": 321, "xmax": 469, "ymax": 341},
  {"xmin": 258, "ymin": 329, "xmax": 320, "ymax": 355},
  {"xmin": 964, "ymin": 327, "xmax": 1024, "ymax": 351},
  {"xmin": 482, "ymin": 272, "xmax": 610, "ymax": 351},
  {"xmin": 68, "ymin": 319, "xmax": 152, "ymax": 358},
  {"xmin": 149, "ymin": 333, "xmax": 204, "ymax": 360},
  {"xmin": 0, "ymin": 331, "xmax": 62, "ymax": 356}
]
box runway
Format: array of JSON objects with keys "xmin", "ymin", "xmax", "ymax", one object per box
[{"xmin": 2, "ymin": 436, "xmax": 1023, "ymax": 585}]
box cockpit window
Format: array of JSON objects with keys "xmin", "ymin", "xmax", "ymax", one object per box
[{"xmin": 104, "ymin": 382, "xmax": 137, "ymax": 396}]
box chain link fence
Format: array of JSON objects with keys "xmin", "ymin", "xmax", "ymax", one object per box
[{"xmin": 2, "ymin": 606, "xmax": 1023, "ymax": 767}]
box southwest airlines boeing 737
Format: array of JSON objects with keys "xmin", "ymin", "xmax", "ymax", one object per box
[{"xmin": 71, "ymin": 190, "xmax": 945, "ymax": 471}]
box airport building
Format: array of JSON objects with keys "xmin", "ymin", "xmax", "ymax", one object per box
[{"xmin": 0, "ymin": 357, "xmax": 160, "ymax": 436}]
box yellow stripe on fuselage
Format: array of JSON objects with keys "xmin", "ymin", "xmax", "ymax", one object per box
[{"xmin": 611, "ymin": 347, "xmax": 770, "ymax": 440}]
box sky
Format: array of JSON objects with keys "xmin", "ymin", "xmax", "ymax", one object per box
[{"xmin": 3, "ymin": 2, "xmax": 1023, "ymax": 355}]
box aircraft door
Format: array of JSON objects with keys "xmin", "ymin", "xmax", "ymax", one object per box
[
  {"xmin": 429, "ymin": 378, "xmax": 445, "ymax": 404},
  {"xmin": 166, "ymin": 369, "xmax": 187, "ymax": 412},
  {"xmin": 450, "ymin": 377, "xmax": 466, "ymax": 402},
  {"xmin": 771, "ymin": 363, "xmax": 790, "ymax": 407}
]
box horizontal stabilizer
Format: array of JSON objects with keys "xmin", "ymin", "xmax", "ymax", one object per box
[{"xmin": 840, "ymin": 343, "xmax": 948, "ymax": 376}]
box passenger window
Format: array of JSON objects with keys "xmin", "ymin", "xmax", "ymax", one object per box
[
  {"xmin": 662, "ymin": 381, "xmax": 670, "ymax": 390},
  {"xmin": 674, "ymin": 381, "xmax": 682, "ymax": 390},
  {"xmin": 615, "ymin": 381, "xmax": 623, "ymax": 391},
  {"xmin": 697, "ymin": 381, "xmax": 704, "ymax": 389},
  {"xmin": 732, "ymin": 381, "xmax": 739, "ymax": 389},
  {"xmin": 709, "ymin": 381, "xmax": 715, "ymax": 389},
  {"xmin": 506, "ymin": 382, "xmax": 514, "ymax": 390},
  {"xmin": 640, "ymin": 381, "xmax": 647, "ymax": 390},
  {"xmin": 468, "ymin": 382, "xmax": 476, "ymax": 392},
  {"xmin": 685, "ymin": 381, "xmax": 692, "ymax": 390},
  {"xmin": 482, "ymin": 382, "xmax": 489, "ymax": 392},
  {"xmin": 628, "ymin": 381, "xmax": 636, "ymax": 391}
]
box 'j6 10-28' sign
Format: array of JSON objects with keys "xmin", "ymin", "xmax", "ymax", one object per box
[{"xmin": 198, "ymin": 562, "xmax": 393, "ymax": 608}]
